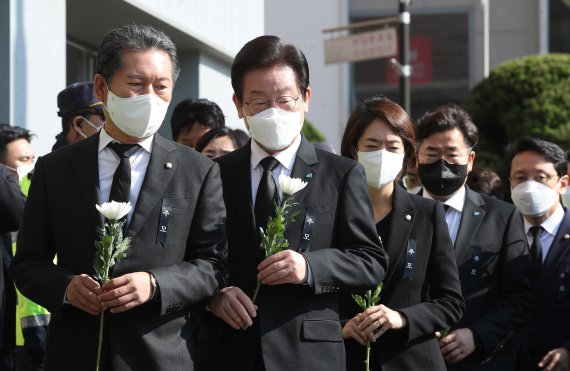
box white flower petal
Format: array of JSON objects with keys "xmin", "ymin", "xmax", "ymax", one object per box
[
  {"xmin": 279, "ymin": 174, "xmax": 308, "ymax": 196},
  {"xmin": 96, "ymin": 201, "xmax": 132, "ymax": 220}
]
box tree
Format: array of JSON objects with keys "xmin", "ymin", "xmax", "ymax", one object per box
[
  {"xmin": 463, "ymin": 53, "xmax": 570, "ymax": 172},
  {"xmin": 301, "ymin": 119, "xmax": 326, "ymax": 143}
]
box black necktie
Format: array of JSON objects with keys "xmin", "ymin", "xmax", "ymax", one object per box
[
  {"xmin": 443, "ymin": 204, "xmax": 450, "ymax": 212},
  {"xmin": 255, "ymin": 156, "xmax": 279, "ymax": 233},
  {"xmin": 529, "ymin": 225, "xmax": 543, "ymax": 275},
  {"xmin": 108, "ymin": 142, "xmax": 141, "ymax": 204}
]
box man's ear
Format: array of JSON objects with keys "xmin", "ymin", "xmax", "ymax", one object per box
[
  {"xmin": 467, "ymin": 150, "xmax": 476, "ymax": 173},
  {"xmin": 303, "ymin": 86, "xmax": 311, "ymax": 113},
  {"xmin": 93, "ymin": 74, "xmax": 108, "ymax": 103},
  {"xmin": 233, "ymin": 93, "xmax": 245, "ymax": 120},
  {"xmin": 559, "ymin": 174, "xmax": 569, "ymax": 195}
]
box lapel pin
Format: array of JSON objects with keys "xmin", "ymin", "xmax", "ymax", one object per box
[
  {"xmin": 473, "ymin": 211, "xmax": 480, "ymax": 216},
  {"xmin": 305, "ymin": 172, "xmax": 313, "ymax": 179},
  {"xmin": 404, "ymin": 214, "xmax": 412, "ymax": 221},
  {"xmin": 165, "ymin": 162, "xmax": 173, "ymax": 169},
  {"xmin": 564, "ymin": 234, "xmax": 570, "ymax": 240}
]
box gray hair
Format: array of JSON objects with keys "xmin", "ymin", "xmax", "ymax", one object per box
[{"xmin": 96, "ymin": 24, "xmax": 180, "ymax": 83}]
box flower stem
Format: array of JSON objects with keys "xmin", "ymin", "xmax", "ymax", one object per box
[
  {"xmin": 365, "ymin": 340, "xmax": 371, "ymax": 371},
  {"xmin": 252, "ymin": 280, "xmax": 261, "ymax": 304},
  {"xmin": 95, "ymin": 310, "xmax": 104, "ymax": 371}
]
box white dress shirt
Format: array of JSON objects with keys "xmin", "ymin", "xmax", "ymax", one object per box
[
  {"xmin": 523, "ymin": 203, "xmax": 564, "ymax": 263},
  {"xmin": 423, "ymin": 185, "xmax": 466, "ymax": 246},
  {"xmin": 249, "ymin": 135, "xmax": 313, "ymax": 285},
  {"xmin": 250, "ymin": 135, "xmax": 301, "ymax": 205},
  {"xmin": 98, "ymin": 126, "xmax": 153, "ymax": 225}
]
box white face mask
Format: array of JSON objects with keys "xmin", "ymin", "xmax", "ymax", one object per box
[
  {"xmin": 357, "ymin": 149, "xmax": 405, "ymax": 189},
  {"xmin": 7, "ymin": 162, "xmax": 35, "ymax": 182},
  {"xmin": 104, "ymin": 88, "xmax": 169, "ymax": 138},
  {"xmin": 245, "ymin": 108, "xmax": 302, "ymax": 150},
  {"xmin": 402, "ymin": 174, "xmax": 421, "ymax": 194},
  {"xmin": 511, "ymin": 180, "xmax": 559, "ymax": 217}
]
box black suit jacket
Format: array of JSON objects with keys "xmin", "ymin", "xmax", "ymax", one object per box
[
  {"xmin": 342, "ymin": 183, "xmax": 465, "ymax": 371},
  {"xmin": 0, "ymin": 165, "xmax": 25, "ymax": 351},
  {"xmin": 11, "ymin": 133, "xmax": 228, "ymax": 371},
  {"xmin": 446, "ymin": 187, "xmax": 534, "ymax": 371},
  {"xmin": 197, "ymin": 138, "xmax": 388, "ymax": 371},
  {"xmin": 517, "ymin": 209, "xmax": 570, "ymax": 371}
]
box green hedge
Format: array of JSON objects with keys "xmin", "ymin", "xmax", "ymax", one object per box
[
  {"xmin": 463, "ymin": 53, "xmax": 570, "ymax": 171},
  {"xmin": 302, "ymin": 119, "xmax": 326, "ymax": 143}
]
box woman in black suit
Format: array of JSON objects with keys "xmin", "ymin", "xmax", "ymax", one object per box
[{"xmin": 340, "ymin": 96, "xmax": 465, "ymax": 371}]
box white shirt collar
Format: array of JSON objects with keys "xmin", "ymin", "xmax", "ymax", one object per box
[
  {"xmin": 523, "ymin": 202, "xmax": 565, "ymax": 237},
  {"xmin": 98, "ymin": 124, "xmax": 154, "ymax": 154},
  {"xmin": 250, "ymin": 135, "xmax": 301, "ymax": 171},
  {"xmin": 423, "ymin": 185, "xmax": 467, "ymax": 213}
]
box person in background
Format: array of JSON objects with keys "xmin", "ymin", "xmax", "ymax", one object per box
[
  {"xmin": 402, "ymin": 158, "xmax": 422, "ymax": 194},
  {"xmin": 505, "ymin": 137, "xmax": 570, "ymax": 371},
  {"xmin": 466, "ymin": 167, "xmax": 504, "ymax": 200},
  {"xmin": 0, "ymin": 124, "xmax": 33, "ymax": 370},
  {"xmin": 415, "ymin": 104, "xmax": 534, "ymax": 371},
  {"xmin": 339, "ymin": 96, "xmax": 464, "ymax": 371},
  {"xmin": 198, "ymin": 35, "xmax": 388, "ymax": 371},
  {"xmin": 562, "ymin": 151, "xmax": 570, "ymax": 208},
  {"xmin": 53, "ymin": 82, "xmax": 104, "ymax": 151},
  {"xmin": 170, "ymin": 98, "xmax": 225, "ymax": 148},
  {"xmin": 195, "ymin": 127, "xmax": 249, "ymax": 159}
]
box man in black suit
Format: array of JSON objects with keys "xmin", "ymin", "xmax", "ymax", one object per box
[
  {"xmin": 11, "ymin": 24, "xmax": 227, "ymax": 371},
  {"xmin": 506, "ymin": 137, "xmax": 570, "ymax": 371},
  {"xmin": 416, "ymin": 105, "xmax": 534, "ymax": 370},
  {"xmin": 0, "ymin": 164, "xmax": 26, "ymax": 371},
  {"xmin": 197, "ymin": 36, "xmax": 388, "ymax": 371}
]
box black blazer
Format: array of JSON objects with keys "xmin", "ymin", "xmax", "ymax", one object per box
[
  {"xmin": 517, "ymin": 209, "xmax": 570, "ymax": 371},
  {"xmin": 446, "ymin": 187, "xmax": 534, "ymax": 371},
  {"xmin": 0, "ymin": 165, "xmax": 25, "ymax": 351},
  {"xmin": 11, "ymin": 133, "xmax": 228, "ymax": 371},
  {"xmin": 197, "ymin": 138, "xmax": 388, "ymax": 371},
  {"xmin": 342, "ymin": 183, "xmax": 465, "ymax": 371}
]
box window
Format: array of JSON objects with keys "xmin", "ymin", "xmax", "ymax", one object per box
[{"xmin": 66, "ymin": 39, "xmax": 97, "ymax": 84}]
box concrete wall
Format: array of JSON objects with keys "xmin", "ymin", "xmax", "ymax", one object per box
[{"xmin": 265, "ymin": 0, "xmax": 350, "ymax": 151}]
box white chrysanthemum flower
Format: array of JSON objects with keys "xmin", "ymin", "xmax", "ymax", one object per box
[
  {"xmin": 278, "ymin": 174, "xmax": 308, "ymax": 196},
  {"xmin": 96, "ymin": 201, "xmax": 132, "ymax": 221}
]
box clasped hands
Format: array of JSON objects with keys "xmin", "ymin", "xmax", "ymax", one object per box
[
  {"xmin": 343, "ymin": 305, "xmax": 407, "ymax": 346},
  {"xmin": 66, "ymin": 272, "xmax": 154, "ymax": 316},
  {"xmin": 209, "ymin": 250, "xmax": 308, "ymax": 330}
]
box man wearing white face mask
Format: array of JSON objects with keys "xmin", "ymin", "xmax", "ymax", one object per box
[
  {"xmin": 199, "ymin": 36, "xmax": 388, "ymax": 371},
  {"xmin": 12, "ymin": 24, "xmax": 228, "ymax": 371},
  {"xmin": 506, "ymin": 137, "xmax": 570, "ymax": 371},
  {"xmin": 52, "ymin": 82, "xmax": 105, "ymax": 151}
]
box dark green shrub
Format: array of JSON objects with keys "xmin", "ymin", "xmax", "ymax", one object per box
[{"xmin": 302, "ymin": 119, "xmax": 326, "ymax": 143}]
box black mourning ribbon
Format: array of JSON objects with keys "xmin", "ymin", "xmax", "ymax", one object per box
[
  {"xmin": 108, "ymin": 142, "xmax": 141, "ymax": 204},
  {"xmin": 255, "ymin": 156, "xmax": 279, "ymax": 236}
]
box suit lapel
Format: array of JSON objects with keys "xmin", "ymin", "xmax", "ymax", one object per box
[
  {"xmin": 71, "ymin": 134, "xmax": 103, "ymax": 230},
  {"xmin": 455, "ymin": 187, "xmax": 486, "ymax": 263},
  {"xmin": 381, "ymin": 183, "xmax": 415, "ymax": 285},
  {"xmin": 539, "ymin": 210, "xmax": 570, "ymax": 289},
  {"xmin": 285, "ymin": 137, "xmax": 318, "ymax": 250},
  {"xmin": 126, "ymin": 134, "xmax": 176, "ymax": 237}
]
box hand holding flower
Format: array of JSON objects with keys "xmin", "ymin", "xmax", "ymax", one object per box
[
  {"xmin": 257, "ymin": 250, "xmax": 308, "ymax": 285},
  {"xmin": 65, "ymin": 274, "xmax": 104, "ymax": 315},
  {"xmin": 98, "ymin": 272, "xmax": 154, "ymax": 313}
]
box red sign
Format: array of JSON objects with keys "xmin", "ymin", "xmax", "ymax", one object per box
[{"xmin": 387, "ymin": 36, "xmax": 432, "ymax": 85}]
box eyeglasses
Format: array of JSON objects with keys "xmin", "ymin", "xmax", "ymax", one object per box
[
  {"xmin": 244, "ymin": 95, "xmax": 301, "ymax": 115},
  {"xmin": 418, "ymin": 150, "xmax": 470, "ymax": 163},
  {"xmin": 510, "ymin": 174, "xmax": 558, "ymax": 186}
]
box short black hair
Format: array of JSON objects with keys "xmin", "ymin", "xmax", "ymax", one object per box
[
  {"xmin": 467, "ymin": 167, "xmax": 504, "ymax": 199},
  {"xmin": 194, "ymin": 127, "xmax": 249, "ymax": 153},
  {"xmin": 96, "ymin": 24, "xmax": 180, "ymax": 83},
  {"xmin": 170, "ymin": 98, "xmax": 225, "ymax": 141},
  {"xmin": 505, "ymin": 137, "xmax": 567, "ymax": 178},
  {"xmin": 231, "ymin": 35, "xmax": 309, "ymax": 103},
  {"xmin": 416, "ymin": 104, "xmax": 479, "ymax": 149},
  {"xmin": 0, "ymin": 124, "xmax": 33, "ymax": 163}
]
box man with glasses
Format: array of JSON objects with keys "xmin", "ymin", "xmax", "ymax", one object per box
[
  {"xmin": 198, "ymin": 35, "xmax": 388, "ymax": 371},
  {"xmin": 415, "ymin": 105, "xmax": 533, "ymax": 371},
  {"xmin": 52, "ymin": 82, "xmax": 104, "ymax": 151},
  {"xmin": 506, "ymin": 137, "xmax": 570, "ymax": 371}
]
